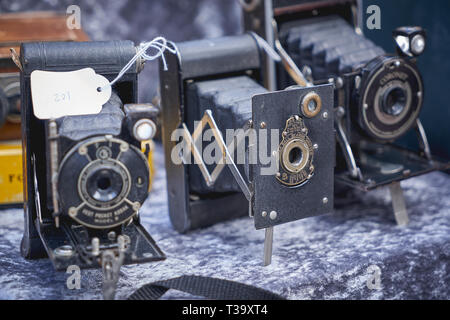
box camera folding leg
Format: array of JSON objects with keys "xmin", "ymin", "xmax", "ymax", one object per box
[
  {"xmin": 101, "ymin": 245, "xmax": 125, "ymax": 300},
  {"xmin": 387, "ymin": 119, "xmax": 432, "ymax": 227},
  {"xmin": 388, "ymin": 182, "xmax": 409, "ymax": 226},
  {"xmin": 335, "ymin": 115, "xmax": 450, "ymax": 226},
  {"xmin": 263, "ymin": 227, "xmax": 274, "ymax": 266}
]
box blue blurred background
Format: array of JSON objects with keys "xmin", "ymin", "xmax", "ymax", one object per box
[{"xmin": 0, "ymin": 0, "xmax": 449, "ymax": 160}]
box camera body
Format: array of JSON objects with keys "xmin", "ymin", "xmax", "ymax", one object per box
[
  {"xmin": 160, "ymin": 34, "xmax": 335, "ymax": 234},
  {"xmin": 243, "ymin": 0, "xmax": 450, "ymax": 194},
  {"xmin": 20, "ymin": 41, "xmax": 164, "ymax": 271}
]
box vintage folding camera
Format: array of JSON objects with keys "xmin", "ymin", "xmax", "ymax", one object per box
[
  {"xmin": 19, "ymin": 40, "xmax": 164, "ymax": 297},
  {"xmin": 160, "ymin": 34, "xmax": 335, "ymax": 264},
  {"xmin": 242, "ymin": 0, "xmax": 450, "ymax": 225}
]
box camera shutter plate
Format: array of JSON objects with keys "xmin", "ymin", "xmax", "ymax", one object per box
[
  {"xmin": 277, "ymin": 116, "xmax": 315, "ymax": 187},
  {"xmin": 57, "ymin": 136, "xmax": 150, "ymax": 229},
  {"xmin": 251, "ymin": 84, "xmax": 335, "ymax": 229},
  {"xmin": 359, "ymin": 56, "xmax": 424, "ymax": 141}
]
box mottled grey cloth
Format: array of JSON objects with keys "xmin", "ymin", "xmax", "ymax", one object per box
[{"xmin": 0, "ymin": 144, "xmax": 448, "ymax": 300}]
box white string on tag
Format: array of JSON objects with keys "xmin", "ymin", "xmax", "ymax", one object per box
[
  {"xmin": 250, "ymin": 32, "xmax": 281, "ymax": 62},
  {"xmin": 99, "ymin": 36, "xmax": 178, "ymax": 92}
]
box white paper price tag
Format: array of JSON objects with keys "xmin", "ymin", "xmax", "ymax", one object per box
[{"xmin": 30, "ymin": 68, "xmax": 112, "ymax": 120}]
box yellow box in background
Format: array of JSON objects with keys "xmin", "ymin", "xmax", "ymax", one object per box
[{"xmin": 0, "ymin": 141, "xmax": 23, "ymax": 206}]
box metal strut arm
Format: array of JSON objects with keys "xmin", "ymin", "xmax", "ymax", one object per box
[
  {"xmin": 335, "ymin": 107, "xmax": 363, "ymax": 181},
  {"xmin": 179, "ymin": 110, "xmax": 252, "ymax": 202},
  {"xmin": 415, "ymin": 118, "xmax": 432, "ymax": 161}
]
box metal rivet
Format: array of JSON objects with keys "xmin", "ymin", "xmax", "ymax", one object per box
[
  {"xmin": 269, "ymin": 211, "xmax": 277, "ymax": 220},
  {"xmin": 107, "ymin": 231, "xmax": 116, "ymax": 241},
  {"xmin": 313, "ymin": 144, "xmax": 319, "ymax": 150},
  {"xmin": 68, "ymin": 207, "xmax": 77, "ymax": 217},
  {"xmin": 322, "ymin": 197, "xmax": 329, "ymax": 204},
  {"xmin": 54, "ymin": 245, "xmax": 74, "ymax": 257},
  {"xmin": 132, "ymin": 202, "xmax": 141, "ymax": 212},
  {"xmin": 336, "ymin": 106, "xmax": 345, "ymax": 117},
  {"xmin": 78, "ymin": 146, "xmax": 87, "ymax": 155},
  {"xmin": 260, "ymin": 122, "xmax": 266, "ymax": 129},
  {"xmin": 335, "ymin": 77, "xmax": 344, "ymax": 89},
  {"xmin": 302, "ymin": 65, "xmax": 312, "ymax": 78},
  {"xmin": 262, "ymin": 211, "xmax": 268, "ymax": 217},
  {"xmin": 120, "ymin": 143, "xmax": 129, "ymax": 152},
  {"xmin": 322, "ymin": 112, "xmax": 329, "ymax": 119}
]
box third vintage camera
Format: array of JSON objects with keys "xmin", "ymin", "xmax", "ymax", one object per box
[{"xmin": 242, "ymin": 0, "xmax": 450, "ymax": 224}]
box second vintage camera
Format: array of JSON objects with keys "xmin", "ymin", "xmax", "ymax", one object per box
[{"xmin": 160, "ymin": 34, "xmax": 335, "ymax": 264}]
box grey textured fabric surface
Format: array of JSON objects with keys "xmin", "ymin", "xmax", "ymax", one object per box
[{"xmin": 0, "ymin": 144, "xmax": 448, "ymax": 300}]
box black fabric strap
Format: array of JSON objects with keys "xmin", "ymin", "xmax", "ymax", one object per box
[{"xmin": 128, "ymin": 275, "xmax": 285, "ymax": 300}]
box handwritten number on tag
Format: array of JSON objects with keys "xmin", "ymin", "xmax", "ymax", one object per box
[{"xmin": 54, "ymin": 91, "xmax": 71, "ymax": 103}]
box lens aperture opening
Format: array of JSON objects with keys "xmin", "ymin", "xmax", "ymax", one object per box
[
  {"xmin": 382, "ymin": 86, "xmax": 407, "ymax": 117},
  {"xmin": 86, "ymin": 168, "xmax": 124, "ymax": 202}
]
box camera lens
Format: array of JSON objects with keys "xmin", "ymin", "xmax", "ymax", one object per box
[
  {"xmin": 382, "ymin": 86, "xmax": 407, "ymax": 116},
  {"xmin": 282, "ymin": 139, "xmax": 310, "ymax": 174},
  {"xmin": 289, "ymin": 147, "xmax": 304, "ymax": 167},
  {"xmin": 86, "ymin": 167, "xmax": 124, "ymax": 202}
]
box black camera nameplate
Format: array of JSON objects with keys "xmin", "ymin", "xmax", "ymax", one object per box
[{"xmin": 251, "ymin": 84, "xmax": 335, "ymax": 229}]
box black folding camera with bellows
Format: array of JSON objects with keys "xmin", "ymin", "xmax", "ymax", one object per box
[
  {"xmin": 160, "ymin": 33, "xmax": 335, "ymax": 264},
  {"xmin": 19, "ymin": 41, "xmax": 164, "ymax": 290},
  {"xmin": 278, "ymin": 14, "xmax": 425, "ymax": 144},
  {"xmin": 242, "ymin": 0, "xmax": 450, "ymax": 225}
]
